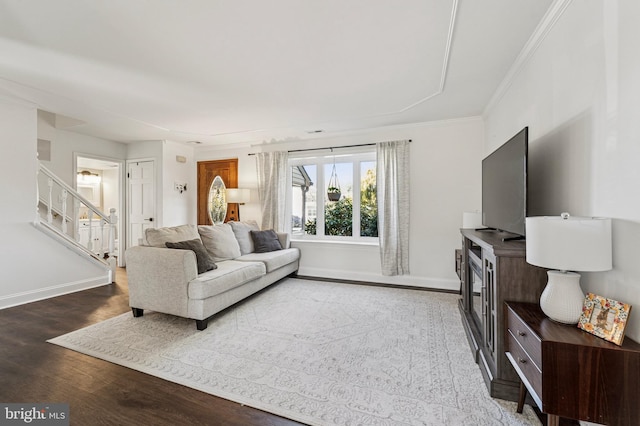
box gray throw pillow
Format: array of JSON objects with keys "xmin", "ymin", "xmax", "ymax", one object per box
[
  {"xmin": 165, "ymin": 239, "xmax": 217, "ymax": 274},
  {"xmin": 229, "ymin": 220, "xmax": 260, "ymax": 254},
  {"xmin": 145, "ymin": 224, "xmax": 199, "ymax": 247},
  {"xmin": 250, "ymin": 229, "xmax": 283, "ymax": 253},
  {"xmin": 198, "ymin": 224, "xmax": 242, "ymax": 262}
]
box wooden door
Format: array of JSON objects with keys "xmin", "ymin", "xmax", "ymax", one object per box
[{"xmin": 197, "ymin": 159, "xmax": 238, "ymax": 225}]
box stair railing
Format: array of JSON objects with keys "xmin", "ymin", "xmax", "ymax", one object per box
[{"xmin": 36, "ymin": 163, "xmax": 117, "ymax": 274}]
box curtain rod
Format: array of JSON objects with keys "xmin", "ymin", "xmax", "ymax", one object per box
[{"xmin": 247, "ymin": 140, "xmax": 411, "ymax": 156}]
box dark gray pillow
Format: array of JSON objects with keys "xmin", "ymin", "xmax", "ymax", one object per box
[
  {"xmin": 165, "ymin": 239, "xmax": 217, "ymax": 274},
  {"xmin": 250, "ymin": 230, "xmax": 283, "ymax": 253}
]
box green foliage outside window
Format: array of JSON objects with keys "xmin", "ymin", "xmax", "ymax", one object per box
[
  {"xmin": 360, "ymin": 168, "xmax": 378, "ymax": 237},
  {"xmin": 325, "ymin": 197, "xmax": 353, "ymax": 236},
  {"xmin": 304, "ymin": 167, "xmax": 378, "ymax": 237}
]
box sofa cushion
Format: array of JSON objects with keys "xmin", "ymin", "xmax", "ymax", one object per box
[
  {"xmin": 250, "ymin": 229, "xmax": 283, "ymax": 253},
  {"xmin": 165, "ymin": 239, "xmax": 217, "ymax": 274},
  {"xmin": 236, "ymin": 248, "xmax": 300, "ymax": 273},
  {"xmin": 145, "ymin": 225, "xmax": 200, "ymax": 248},
  {"xmin": 188, "ymin": 260, "xmax": 266, "ymax": 300},
  {"xmin": 198, "ymin": 224, "xmax": 242, "ymax": 262},
  {"xmin": 229, "ymin": 220, "xmax": 260, "ymax": 255}
]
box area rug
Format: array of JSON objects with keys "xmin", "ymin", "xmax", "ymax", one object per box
[{"xmin": 48, "ymin": 278, "xmax": 540, "ymax": 426}]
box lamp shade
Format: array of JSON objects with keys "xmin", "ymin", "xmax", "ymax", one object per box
[
  {"xmin": 526, "ymin": 214, "xmax": 612, "ymax": 324},
  {"xmin": 526, "ymin": 214, "xmax": 612, "ymax": 272},
  {"xmin": 462, "ymin": 211, "xmax": 483, "ymax": 229},
  {"xmin": 226, "ymin": 188, "xmax": 250, "ymax": 204}
]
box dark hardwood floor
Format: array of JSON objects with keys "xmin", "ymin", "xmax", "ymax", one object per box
[
  {"xmin": 0, "ymin": 268, "xmax": 302, "ymax": 426},
  {"xmin": 1, "ymin": 268, "xmax": 574, "ymax": 426}
]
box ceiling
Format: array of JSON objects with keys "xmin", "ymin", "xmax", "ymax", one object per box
[{"xmin": 0, "ymin": 0, "xmax": 554, "ymax": 146}]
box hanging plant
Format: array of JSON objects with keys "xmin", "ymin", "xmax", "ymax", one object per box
[
  {"xmin": 327, "ymin": 186, "xmax": 341, "ymax": 201},
  {"xmin": 327, "ymin": 157, "xmax": 341, "ymax": 201}
]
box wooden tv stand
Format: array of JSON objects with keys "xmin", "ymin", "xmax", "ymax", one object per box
[{"xmin": 458, "ymin": 229, "xmax": 548, "ymax": 401}]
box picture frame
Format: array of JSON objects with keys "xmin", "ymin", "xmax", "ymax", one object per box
[{"xmin": 577, "ymin": 293, "xmax": 632, "ymax": 346}]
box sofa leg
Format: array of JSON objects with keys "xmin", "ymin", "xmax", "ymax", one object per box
[
  {"xmin": 196, "ymin": 319, "xmax": 208, "ymax": 331},
  {"xmin": 132, "ymin": 308, "xmax": 144, "ymax": 318}
]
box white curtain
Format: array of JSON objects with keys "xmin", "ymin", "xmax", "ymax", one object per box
[
  {"xmin": 255, "ymin": 151, "xmax": 289, "ymax": 232},
  {"xmin": 377, "ymin": 140, "xmax": 410, "ymax": 276}
]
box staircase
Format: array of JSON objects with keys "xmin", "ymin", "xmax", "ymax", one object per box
[{"xmin": 36, "ymin": 163, "xmax": 118, "ymax": 282}]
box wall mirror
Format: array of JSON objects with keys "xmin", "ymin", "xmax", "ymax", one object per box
[{"xmin": 208, "ymin": 175, "xmax": 227, "ymax": 224}]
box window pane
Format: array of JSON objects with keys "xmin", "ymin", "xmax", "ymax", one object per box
[
  {"xmin": 291, "ymin": 165, "xmax": 316, "ymax": 235},
  {"xmin": 324, "ymin": 162, "xmax": 353, "ymax": 236},
  {"xmin": 360, "ymin": 161, "xmax": 378, "ymax": 237}
]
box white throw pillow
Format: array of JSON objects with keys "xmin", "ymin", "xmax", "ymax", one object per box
[
  {"xmin": 145, "ymin": 224, "xmax": 200, "ymax": 248},
  {"xmin": 198, "ymin": 224, "xmax": 242, "ymax": 262},
  {"xmin": 229, "ymin": 220, "xmax": 260, "ymax": 255}
]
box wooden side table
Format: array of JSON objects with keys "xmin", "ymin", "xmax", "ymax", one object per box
[{"xmin": 505, "ymin": 301, "xmax": 640, "ymax": 426}]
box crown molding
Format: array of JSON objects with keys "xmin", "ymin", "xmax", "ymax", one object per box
[
  {"xmin": 235, "ymin": 115, "xmax": 485, "ymax": 153},
  {"xmin": 483, "ymin": 0, "xmax": 574, "ymax": 117}
]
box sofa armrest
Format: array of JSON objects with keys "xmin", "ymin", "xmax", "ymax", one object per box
[
  {"xmin": 276, "ymin": 232, "xmax": 291, "ymax": 249},
  {"xmin": 125, "ymin": 246, "xmax": 198, "ymax": 318}
]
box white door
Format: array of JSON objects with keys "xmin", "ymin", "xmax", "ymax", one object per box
[{"xmin": 127, "ymin": 160, "xmax": 155, "ymax": 249}]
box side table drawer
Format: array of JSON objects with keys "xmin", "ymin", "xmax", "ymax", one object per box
[
  {"xmin": 507, "ymin": 306, "xmax": 542, "ymax": 369},
  {"xmin": 507, "ymin": 330, "xmax": 542, "ymax": 398}
]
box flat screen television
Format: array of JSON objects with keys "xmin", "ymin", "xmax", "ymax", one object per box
[{"xmin": 482, "ymin": 127, "xmax": 528, "ymax": 238}]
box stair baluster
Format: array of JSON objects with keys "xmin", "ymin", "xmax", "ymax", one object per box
[
  {"xmin": 47, "ymin": 177, "xmax": 53, "ymax": 225},
  {"xmin": 61, "ymin": 189, "xmax": 68, "ymax": 235}
]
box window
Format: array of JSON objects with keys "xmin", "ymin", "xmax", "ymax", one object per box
[{"xmin": 290, "ymin": 150, "xmax": 377, "ymax": 241}]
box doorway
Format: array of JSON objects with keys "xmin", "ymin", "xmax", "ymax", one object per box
[
  {"xmin": 74, "ymin": 154, "xmax": 124, "ymax": 267},
  {"xmin": 197, "ymin": 159, "xmax": 238, "ymax": 225},
  {"xmin": 127, "ymin": 159, "xmax": 156, "ymax": 251}
]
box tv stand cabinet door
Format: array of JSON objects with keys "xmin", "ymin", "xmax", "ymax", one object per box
[{"xmin": 482, "ymin": 251, "xmax": 497, "ymax": 364}]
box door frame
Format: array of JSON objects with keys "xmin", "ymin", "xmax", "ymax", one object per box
[
  {"xmin": 197, "ymin": 158, "xmax": 239, "ymax": 225},
  {"xmin": 73, "ymin": 152, "xmax": 125, "ymax": 267}
]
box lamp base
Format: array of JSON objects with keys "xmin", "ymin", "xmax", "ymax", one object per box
[{"xmin": 539, "ymin": 271, "xmax": 585, "ymax": 324}]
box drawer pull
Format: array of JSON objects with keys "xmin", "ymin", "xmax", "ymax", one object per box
[
  {"xmin": 518, "ymin": 357, "xmax": 527, "ymax": 364},
  {"xmin": 517, "ymin": 330, "xmax": 526, "ymax": 337}
]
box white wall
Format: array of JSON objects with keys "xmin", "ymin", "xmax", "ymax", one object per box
[
  {"xmin": 37, "ymin": 111, "xmax": 127, "ymax": 184},
  {"xmin": 0, "ymin": 99, "xmax": 37, "ymax": 224},
  {"xmin": 161, "ymin": 140, "xmax": 196, "ymax": 226},
  {"xmin": 102, "ymin": 168, "xmax": 119, "ymax": 214},
  {"xmin": 484, "ymin": 0, "xmax": 640, "ymax": 341},
  {"xmin": 197, "ymin": 118, "xmax": 484, "ymax": 289},
  {"xmin": 0, "ymin": 99, "xmax": 109, "ymax": 309}
]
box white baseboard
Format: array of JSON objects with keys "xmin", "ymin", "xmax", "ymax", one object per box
[
  {"xmin": 297, "ymin": 266, "xmax": 460, "ymax": 291},
  {"xmin": 0, "ymin": 275, "xmax": 111, "ymax": 311}
]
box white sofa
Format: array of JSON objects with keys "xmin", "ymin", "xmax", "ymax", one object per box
[{"xmin": 125, "ymin": 221, "xmax": 300, "ymax": 330}]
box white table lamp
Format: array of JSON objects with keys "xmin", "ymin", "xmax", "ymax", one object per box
[
  {"xmin": 462, "ymin": 211, "xmax": 483, "ymax": 229},
  {"xmin": 525, "ymin": 213, "xmax": 612, "ymax": 324}
]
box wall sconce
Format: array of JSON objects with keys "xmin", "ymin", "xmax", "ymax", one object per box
[
  {"xmin": 226, "ymin": 188, "xmax": 250, "ymax": 221},
  {"xmin": 174, "ymin": 183, "xmax": 187, "ymax": 194},
  {"xmin": 77, "ymin": 170, "xmax": 101, "ymax": 184}
]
